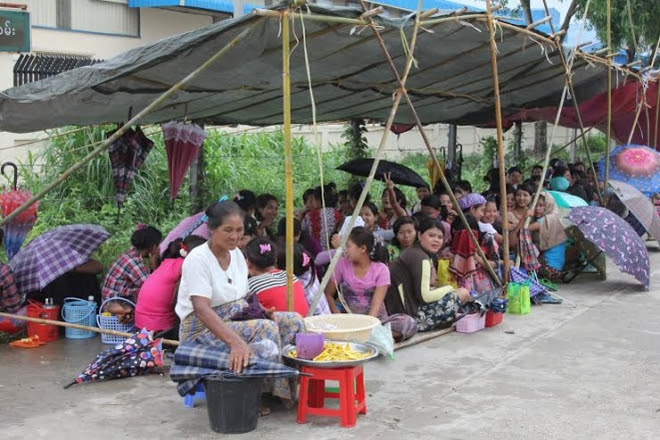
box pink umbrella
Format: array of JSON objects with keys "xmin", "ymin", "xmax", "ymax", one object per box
[{"xmin": 162, "ymin": 121, "xmax": 206, "ymax": 200}]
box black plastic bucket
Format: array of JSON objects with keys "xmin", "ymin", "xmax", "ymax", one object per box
[{"xmin": 203, "ymin": 377, "xmax": 262, "ymax": 434}]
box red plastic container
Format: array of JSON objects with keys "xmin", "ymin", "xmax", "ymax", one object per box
[
  {"xmin": 485, "ymin": 310, "xmax": 503, "ymax": 327},
  {"xmin": 26, "ymin": 300, "xmax": 60, "ymax": 342}
]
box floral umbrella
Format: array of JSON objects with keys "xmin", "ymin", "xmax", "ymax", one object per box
[
  {"xmin": 598, "ymin": 144, "xmax": 660, "ymax": 196},
  {"xmin": 567, "ymin": 206, "xmax": 650, "ymax": 290},
  {"xmin": 64, "ymin": 329, "xmax": 163, "ymax": 388},
  {"xmin": 0, "ymin": 162, "xmax": 38, "ymax": 260}
]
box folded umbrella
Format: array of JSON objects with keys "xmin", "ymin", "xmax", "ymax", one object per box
[
  {"xmin": 567, "ymin": 206, "xmax": 650, "ymax": 289},
  {"xmin": 9, "ymin": 224, "xmax": 110, "ymax": 294},
  {"xmin": 64, "ymin": 329, "xmax": 163, "ymax": 388},
  {"xmin": 337, "ymin": 158, "xmax": 427, "ymax": 188},
  {"xmin": 170, "ymin": 341, "xmax": 300, "ymax": 396},
  {"xmin": 608, "ymin": 179, "xmax": 660, "ymax": 247}
]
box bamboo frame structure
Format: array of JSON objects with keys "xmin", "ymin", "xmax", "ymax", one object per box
[
  {"xmin": 541, "ymin": 0, "xmax": 602, "ymax": 202},
  {"xmin": 485, "ymin": 0, "xmax": 510, "ymax": 282},
  {"xmin": 0, "ymin": 20, "xmax": 263, "ymax": 228},
  {"xmin": 282, "ymin": 12, "xmax": 296, "ymax": 311},
  {"xmin": 0, "ymin": 311, "xmax": 179, "ymax": 346},
  {"xmin": 350, "ymin": 1, "xmax": 502, "ymax": 287},
  {"xmin": 603, "ymin": 0, "xmax": 612, "ymax": 198},
  {"xmin": 307, "ymin": 0, "xmax": 427, "ymax": 315}
]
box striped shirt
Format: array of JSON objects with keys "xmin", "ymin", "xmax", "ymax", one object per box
[{"xmin": 248, "ymin": 270, "xmax": 309, "ymax": 316}]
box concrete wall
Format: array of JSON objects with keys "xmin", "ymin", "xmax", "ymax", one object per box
[
  {"xmin": 225, "ymin": 122, "xmax": 579, "ymax": 159},
  {"xmin": 0, "ymin": 8, "xmax": 213, "ymax": 164}
]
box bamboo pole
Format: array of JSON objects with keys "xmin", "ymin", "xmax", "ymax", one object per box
[
  {"xmin": 282, "ymin": 12, "xmax": 295, "ymax": 312},
  {"xmin": 307, "ymin": 0, "xmax": 426, "ymax": 316},
  {"xmin": 485, "ymin": 0, "xmax": 510, "ymax": 283},
  {"xmin": 393, "ymin": 327, "xmax": 454, "ymax": 350},
  {"xmin": 603, "ymin": 0, "xmax": 612, "ymax": 197},
  {"xmin": 541, "ymin": 0, "xmax": 602, "ymax": 202},
  {"xmin": 0, "ymin": 312, "xmax": 179, "ymax": 347},
  {"xmin": 355, "ymin": 2, "xmax": 502, "ymax": 286},
  {"xmin": 0, "ymin": 21, "xmax": 262, "ymax": 227}
]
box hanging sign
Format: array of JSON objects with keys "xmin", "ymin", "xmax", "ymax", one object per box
[{"xmin": 0, "ymin": 11, "xmax": 30, "ymax": 53}]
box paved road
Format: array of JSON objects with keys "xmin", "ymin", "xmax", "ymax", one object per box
[{"xmin": 2, "ymin": 248, "xmax": 659, "ymax": 439}]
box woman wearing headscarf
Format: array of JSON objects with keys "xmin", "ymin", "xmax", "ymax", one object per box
[{"xmin": 529, "ymin": 192, "xmax": 567, "ymax": 282}]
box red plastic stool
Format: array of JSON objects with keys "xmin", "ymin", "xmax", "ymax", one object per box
[{"xmin": 297, "ymin": 365, "xmax": 366, "ymax": 428}]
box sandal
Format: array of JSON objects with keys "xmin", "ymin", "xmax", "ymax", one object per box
[{"xmin": 259, "ymin": 405, "xmax": 272, "ymax": 417}]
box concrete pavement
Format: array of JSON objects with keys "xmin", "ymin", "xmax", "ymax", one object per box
[{"xmin": 1, "ymin": 248, "xmax": 659, "ymax": 439}]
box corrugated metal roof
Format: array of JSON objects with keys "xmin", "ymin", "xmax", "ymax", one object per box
[{"xmin": 128, "ymin": 0, "xmax": 235, "ymax": 14}]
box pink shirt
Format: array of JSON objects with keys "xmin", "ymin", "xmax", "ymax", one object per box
[{"xmin": 135, "ymin": 258, "xmax": 183, "ymax": 331}]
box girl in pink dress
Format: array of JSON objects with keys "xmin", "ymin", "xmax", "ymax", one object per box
[{"xmin": 135, "ymin": 235, "xmax": 206, "ymax": 337}]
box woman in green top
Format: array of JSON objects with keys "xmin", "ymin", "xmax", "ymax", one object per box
[{"xmin": 386, "ymin": 216, "xmax": 470, "ymax": 331}]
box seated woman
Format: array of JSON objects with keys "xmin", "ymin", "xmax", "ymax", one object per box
[
  {"xmin": 276, "ymin": 217, "xmax": 322, "ymax": 258},
  {"xmin": 528, "ymin": 193, "xmax": 567, "ymax": 283},
  {"xmin": 323, "ymin": 227, "xmax": 417, "ymax": 341},
  {"xmin": 450, "ymin": 193, "xmax": 497, "ymax": 293},
  {"xmin": 300, "ymin": 186, "xmax": 344, "ymax": 251},
  {"xmin": 278, "ymin": 243, "xmax": 330, "ymax": 316},
  {"xmin": 135, "ymin": 235, "xmax": 206, "ymax": 339},
  {"xmin": 387, "ymin": 216, "xmax": 417, "ymax": 261},
  {"xmin": 255, "ymin": 193, "xmax": 279, "ymax": 238},
  {"xmin": 176, "ymin": 201, "xmax": 304, "ymax": 405},
  {"xmin": 102, "ymin": 224, "xmax": 162, "ymax": 307},
  {"xmin": 387, "ymin": 216, "xmax": 471, "ymax": 331},
  {"xmin": 507, "ymin": 184, "xmax": 534, "ymax": 250},
  {"xmin": 246, "ymin": 238, "xmax": 309, "ymax": 316},
  {"xmin": 379, "ymin": 174, "xmax": 409, "ymax": 229},
  {"xmin": 34, "ymin": 260, "xmax": 103, "ymax": 306}
]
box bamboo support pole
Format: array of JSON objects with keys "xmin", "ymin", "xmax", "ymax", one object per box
[
  {"xmin": 0, "ymin": 312, "xmax": 179, "ymax": 347},
  {"xmin": 541, "ymin": 0, "xmax": 602, "ymax": 202},
  {"xmin": 485, "ymin": 0, "xmax": 510, "ymax": 283},
  {"xmin": 282, "ymin": 12, "xmax": 295, "ymax": 312},
  {"xmin": 526, "ymin": 16, "xmax": 551, "ymax": 30},
  {"xmin": 0, "ymin": 21, "xmax": 261, "ymax": 228},
  {"xmin": 604, "ymin": 0, "xmax": 612, "ymax": 197},
  {"xmin": 356, "ymin": 2, "xmax": 502, "ymax": 286},
  {"xmin": 393, "ymin": 327, "xmax": 454, "ymax": 350},
  {"xmin": 307, "ymin": 0, "xmax": 426, "ymax": 316}
]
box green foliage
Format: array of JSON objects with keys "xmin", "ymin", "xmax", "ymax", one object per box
[
  {"xmin": 17, "ymin": 127, "xmax": 351, "ymax": 268},
  {"xmin": 574, "ymin": 0, "xmax": 660, "ymax": 62}
]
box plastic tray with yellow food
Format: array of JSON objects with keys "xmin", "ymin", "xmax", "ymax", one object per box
[{"xmin": 282, "ymin": 340, "xmax": 378, "ymax": 368}]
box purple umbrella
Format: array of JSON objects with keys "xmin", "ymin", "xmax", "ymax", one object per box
[
  {"xmin": 9, "ymin": 224, "xmax": 110, "ymax": 294},
  {"xmin": 567, "ymin": 207, "xmax": 650, "ymax": 290},
  {"xmin": 159, "ymin": 212, "xmax": 209, "ymax": 255}
]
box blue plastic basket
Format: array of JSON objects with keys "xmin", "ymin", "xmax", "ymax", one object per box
[
  {"xmin": 97, "ymin": 297, "xmax": 136, "ymax": 344},
  {"xmin": 61, "ymin": 297, "xmax": 97, "ymax": 339}
]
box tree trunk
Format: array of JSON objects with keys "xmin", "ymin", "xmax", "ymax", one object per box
[
  {"xmin": 534, "ymin": 121, "xmax": 547, "ymax": 157},
  {"xmin": 559, "ymin": 0, "xmax": 578, "ymax": 42},
  {"xmin": 513, "ymin": 121, "xmax": 522, "ymax": 162},
  {"xmin": 520, "ymin": 0, "xmax": 533, "ymax": 25}
]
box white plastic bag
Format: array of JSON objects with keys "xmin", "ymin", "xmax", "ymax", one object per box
[{"xmin": 367, "ymin": 323, "xmax": 395, "ymax": 360}]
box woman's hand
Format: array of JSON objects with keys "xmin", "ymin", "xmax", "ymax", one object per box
[
  {"xmin": 228, "ymin": 337, "xmax": 252, "ymax": 374},
  {"xmin": 456, "ymin": 287, "xmax": 471, "ymax": 303},
  {"xmin": 330, "ymin": 233, "xmax": 342, "ymax": 249},
  {"xmin": 264, "ymin": 306, "xmax": 277, "ymax": 320},
  {"xmin": 384, "ymin": 172, "xmax": 395, "ymax": 191}
]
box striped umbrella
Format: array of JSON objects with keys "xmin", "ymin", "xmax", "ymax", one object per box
[{"xmin": 608, "ymin": 179, "xmax": 660, "ymax": 247}]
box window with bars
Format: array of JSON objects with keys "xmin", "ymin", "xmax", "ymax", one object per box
[{"xmin": 13, "ymin": 53, "xmax": 105, "ymax": 87}]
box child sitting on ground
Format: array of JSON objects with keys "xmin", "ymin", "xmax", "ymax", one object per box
[{"xmin": 246, "ymin": 238, "xmax": 309, "ymax": 316}]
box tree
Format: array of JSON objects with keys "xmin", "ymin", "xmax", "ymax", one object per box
[
  {"xmin": 519, "ymin": 0, "xmax": 533, "ymax": 25},
  {"xmin": 573, "ymin": 0, "xmax": 660, "ymax": 63}
]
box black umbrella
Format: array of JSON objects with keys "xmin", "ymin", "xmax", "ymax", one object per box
[{"xmin": 337, "ymin": 158, "xmax": 427, "ymax": 188}]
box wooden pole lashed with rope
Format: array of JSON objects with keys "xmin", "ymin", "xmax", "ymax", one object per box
[
  {"xmin": 603, "ymin": 0, "xmax": 613, "ymax": 197},
  {"xmin": 485, "ymin": 0, "xmax": 510, "ymax": 283},
  {"xmin": 282, "ymin": 11, "xmax": 296, "ymax": 312}
]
